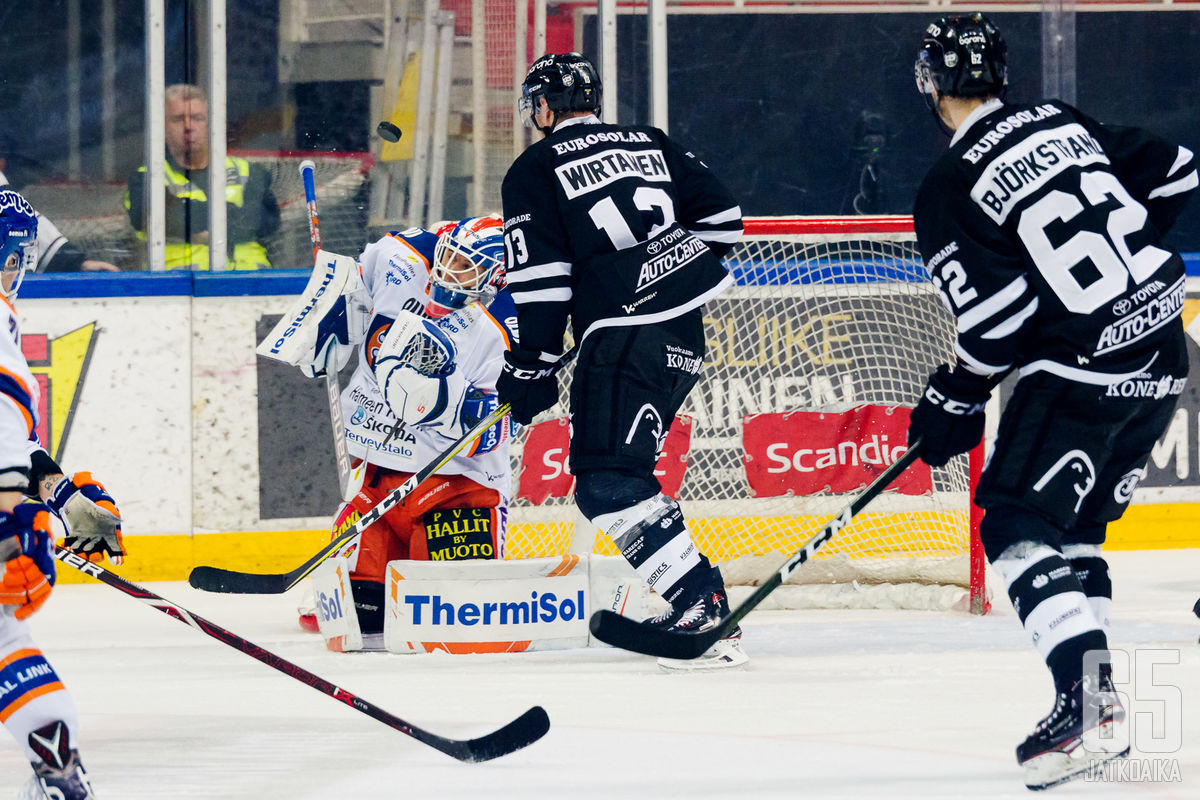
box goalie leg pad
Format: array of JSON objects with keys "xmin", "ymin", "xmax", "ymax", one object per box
[
  {"xmin": 311, "ymin": 559, "xmax": 371, "ymax": 652},
  {"xmin": 257, "ymin": 249, "xmax": 367, "ymax": 371},
  {"xmin": 384, "ymin": 556, "xmax": 593, "ymax": 653}
]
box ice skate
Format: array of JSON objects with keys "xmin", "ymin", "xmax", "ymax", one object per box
[
  {"xmin": 18, "ymin": 721, "xmax": 97, "ymax": 800},
  {"xmin": 1016, "ymin": 674, "xmax": 1128, "ymax": 790},
  {"xmin": 650, "ymin": 590, "xmax": 749, "ymax": 671}
]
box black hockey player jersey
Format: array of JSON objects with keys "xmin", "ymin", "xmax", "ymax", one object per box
[
  {"xmin": 914, "ymin": 98, "xmax": 1197, "ymax": 383},
  {"xmin": 501, "ymin": 115, "xmax": 742, "ymax": 357}
]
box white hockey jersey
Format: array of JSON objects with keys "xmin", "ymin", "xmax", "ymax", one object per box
[
  {"xmin": 340, "ymin": 230, "xmax": 518, "ymax": 498},
  {"xmin": 0, "ymin": 295, "xmax": 41, "ymax": 486}
]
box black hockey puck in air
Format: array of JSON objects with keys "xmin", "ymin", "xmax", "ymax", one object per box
[
  {"xmin": 376, "ymin": 121, "xmax": 403, "ymax": 143},
  {"xmin": 1194, "ymin": 597, "xmax": 1200, "ymax": 619}
]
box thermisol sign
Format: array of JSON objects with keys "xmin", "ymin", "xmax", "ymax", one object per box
[{"xmin": 385, "ymin": 558, "xmax": 593, "ymax": 653}]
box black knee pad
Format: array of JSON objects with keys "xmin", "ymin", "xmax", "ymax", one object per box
[
  {"xmin": 1064, "ymin": 521, "xmax": 1107, "ymax": 548},
  {"xmin": 573, "ymin": 469, "xmax": 660, "ymax": 521},
  {"xmin": 980, "ymin": 504, "xmax": 1066, "ymax": 563}
]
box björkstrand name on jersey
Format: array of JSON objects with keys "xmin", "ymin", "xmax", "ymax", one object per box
[
  {"xmin": 970, "ymin": 123, "xmax": 1109, "ymax": 223},
  {"xmin": 555, "ymin": 148, "xmax": 670, "ymax": 199}
]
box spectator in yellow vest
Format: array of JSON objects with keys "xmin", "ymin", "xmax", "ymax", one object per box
[{"xmin": 124, "ymin": 84, "xmax": 279, "ymax": 270}]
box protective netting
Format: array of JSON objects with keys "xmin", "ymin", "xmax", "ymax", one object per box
[
  {"xmin": 239, "ymin": 150, "xmax": 373, "ymax": 268},
  {"xmin": 504, "ymin": 216, "xmax": 983, "ymax": 607},
  {"xmin": 16, "ymin": 150, "xmax": 371, "ymax": 271}
]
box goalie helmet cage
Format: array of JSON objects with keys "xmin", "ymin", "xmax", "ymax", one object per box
[{"xmin": 505, "ymin": 215, "xmax": 989, "ymax": 615}]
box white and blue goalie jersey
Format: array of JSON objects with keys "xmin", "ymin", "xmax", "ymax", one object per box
[
  {"xmin": 341, "ymin": 229, "xmax": 518, "ymax": 498},
  {"xmin": 914, "ymin": 99, "xmax": 1197, "ymax": 384}
]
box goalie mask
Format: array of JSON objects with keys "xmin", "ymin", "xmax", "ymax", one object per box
[
  {"xmin": 519, "ymin": 52, "xmax": 602, "ymax": 134},
  {"xmin": 426, "ymin": 216, "xmax": 506, "ymax": 319},
  {"xmin": 915, "ymin": 13, "xmax": 1007, "ymax": 128},
  {"xmin": 0, "ymin": 190, "xmax": 37, "ymax": 300}
]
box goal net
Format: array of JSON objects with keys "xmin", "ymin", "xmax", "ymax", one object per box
[
  {"xmin": 504, "ymin": 216, "xmax": 988, "ymax": 614},
  {"xmin": 235, "ymin": 149, "xmax": 373, "ymax": 267}
]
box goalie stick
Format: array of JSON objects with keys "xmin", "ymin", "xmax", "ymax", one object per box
[
  {"xmin": 54, "ymin": 546, "xmax": 549, "ymax": 761},
  {"xmin": 588, "ymin": 439, "xmax": 926, "ymax": 659},
  {"xmin": 189, "ymin": 348, "xmax": 576, "ymax": 594},
  {"xmin": 299, "ymin": 159, "xmax": 358, "ymax": 501}
]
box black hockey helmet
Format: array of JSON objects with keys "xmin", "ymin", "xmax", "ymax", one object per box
[
  {"xmin": 519, "ymin": 52, "xmax": 602, "ymax": 132},
  {"xmin": 915, "ymin": 13, "xmax": 1008, "ymax": 103}
]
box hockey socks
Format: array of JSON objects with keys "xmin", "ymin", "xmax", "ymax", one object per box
[
  {"xmin": 1063, "ymin": 544, "xmax": 1112, "ymax": 638},
  {"xmin": 593, "ymin": 494, "xmax": 723, "ymax": 610},
  {"xmin": 993, "ymin": 543, "xmax": 1107, "ymax": 692}
]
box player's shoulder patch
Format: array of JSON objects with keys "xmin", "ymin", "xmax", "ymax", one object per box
[
  {"xmin": 484, "ymin": 290, "xmax": 519, "ymax": 348},
  {"xmin": 387, "ymin": 228, "xmax": 439, "ymax": 265}
]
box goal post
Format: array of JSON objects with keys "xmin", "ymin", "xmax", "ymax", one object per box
[{"xmin": 505, "ymin": 215, "xmax": 989, "ymax": 614}]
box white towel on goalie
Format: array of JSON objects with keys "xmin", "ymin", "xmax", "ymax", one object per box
[{"xmin": 339, "ymin": 232, "xmax": 515, "ymax": 499}]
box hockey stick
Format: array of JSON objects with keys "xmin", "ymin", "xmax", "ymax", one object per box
[
  {"xmin": 53, "ymin": 546, "xmax": 549, "ymax": 761},
  {"xmin": 588, "ymin": 439, "xmax": 926, "ymax": 659},
  {"xmin": 189, "ymin": 348, "xmax": 576, "ymax": 594},
  {"xmin": 299, "ymin": 159, "xmax": 357, "ymax": 500}
]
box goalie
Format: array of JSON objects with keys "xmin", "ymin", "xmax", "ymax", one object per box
[{"xmin": 269, "ymin": 217, "xmax": 515, "ymax": 649}]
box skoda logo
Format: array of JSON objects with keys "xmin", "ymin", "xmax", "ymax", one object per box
[
  {"xmin": 646, "ymin": 241, "xmax": 661, "ymax": 254},
  {"xmin": 1112, "ymin": 299, "xmax": 1132, "ymax": 316}
]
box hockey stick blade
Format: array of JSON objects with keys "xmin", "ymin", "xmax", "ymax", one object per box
[
  {"xmin": 430, "ymin": 705, "xmax": 550, "ymax": 763},
  {"xmin": 187, "ymin": 565, "xmax": 295, "ymax": 594},
  {"xmin": 589, "ymin": 442, "xmax": 926, "ymax": 659},
  {"xmin": 56, "ymin": 547, "xmax": 550, "ymax": 762}
]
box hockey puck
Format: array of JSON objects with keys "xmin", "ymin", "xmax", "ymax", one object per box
[{"xmin": 376, "ymin": 121, "xmax": 403, "ymax": 143}]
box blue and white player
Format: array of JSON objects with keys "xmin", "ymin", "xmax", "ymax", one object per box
[
  {"xmin": 0, "ymin": 190, "xmax": 123, "ymax": 799},
  {"xmin": 270, "ymin": 216, "xmax": 518, "ymax": 648}
]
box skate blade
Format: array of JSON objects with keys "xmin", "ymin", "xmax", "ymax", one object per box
[
  {"xmin": 1023, "ymin": 745, "xmax": 1130, "ymax": 791},
  {"xmin": 657, "ymin": 638, "xmax": 749, "ymax": 672}
]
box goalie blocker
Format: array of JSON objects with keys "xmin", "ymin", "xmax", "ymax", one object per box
[{"xmin": 311, "ymin": 552, "xmax": 646, "ymax": 653}]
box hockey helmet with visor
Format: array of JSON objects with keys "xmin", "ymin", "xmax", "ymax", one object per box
[
  {"xmin": 519, "ymin": 52, "xmax": 602, "ymax": 132},
  {"xmin": 427, "ymin": 216, "xmax": 506, "ymax": 318},
  {"xmin": 0, "ymin": 190, "xmax": 38, "ymax": 300}
]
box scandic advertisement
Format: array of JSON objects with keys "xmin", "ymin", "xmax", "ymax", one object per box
[
  {"xmin": 516, "ymin": 416, "xmax": 694, "ymax": 503},
  {"xmin": 743, "ymin": 406, "xmax": 932, "ymax": 497}
]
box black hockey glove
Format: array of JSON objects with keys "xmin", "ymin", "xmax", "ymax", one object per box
[
  {"xmin": 497, "ymin": 348, "xmax": 561, "ymax": 425},
  {"xmin": 908, "ymin": 364, "xmax": 992, "ymax": 468}
]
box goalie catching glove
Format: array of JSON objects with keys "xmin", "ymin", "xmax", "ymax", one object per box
[
  {"xmin": 47, "ymin": 472, "xmax": 125, "ymax": 565},
  {"xmin": 496, "ymin": 349, "xmax": 561, "ymax": 425},
  {"xmin": 0, "ymin": 504, "xmax": 56, "ymax": 620},
  {"xmin": 907, "ymin": 363, "xmax": 993, "ymax": 467}
]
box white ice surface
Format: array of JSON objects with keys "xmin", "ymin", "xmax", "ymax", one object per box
[{"xmin": 1, "ymin": 550, "xmax": 1197, "ymax": 799}]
